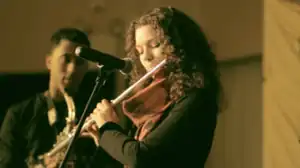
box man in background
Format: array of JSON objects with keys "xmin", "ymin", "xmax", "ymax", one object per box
[{"xmin": 0, "ymin": 27, "xmax": 101, "ymax": 168}]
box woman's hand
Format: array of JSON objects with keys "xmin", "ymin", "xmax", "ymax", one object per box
[
  {"xmin": 81, "ymin": 122, "xmax": 101, "ymax": 147},
  {"xmin": 81, "ymin": 99, "xmax": 120, "ymax": 146},
  {"xmin": 90, "ymin": 99, "xmax": 120, "ymax": 128}
]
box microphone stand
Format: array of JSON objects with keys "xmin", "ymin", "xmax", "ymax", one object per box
[{"xmin": 58, "ymin": 65, "xmax": 113, "ymax": 168}]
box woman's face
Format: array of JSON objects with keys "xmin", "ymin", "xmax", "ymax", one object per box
[{"xmin": 135, "ymin": 25, "xmax": 167, "ymax": 72}]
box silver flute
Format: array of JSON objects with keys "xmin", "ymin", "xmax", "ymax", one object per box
[{"xmin": 44, "ymin": 59, "xmax": 167, "ymax": 158}]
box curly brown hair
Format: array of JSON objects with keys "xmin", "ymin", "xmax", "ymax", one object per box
[{"xmin": 125, "ymin": 7, "xmax": 222, "ymax": 108}]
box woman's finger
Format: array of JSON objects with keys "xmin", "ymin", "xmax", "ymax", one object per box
[
  {"xmin": 85, "ymin": 123, "xmax": 97, "ymax": 132},
  {"xmin": 92, "ymin": 123, "xmax": 98, "ymax": 130},
  {"xmin": 82, "ymin": 127, "xmax": 98, "ymax": 139},
  {"xmin": 80, "ymin": 131, "xmax": 91, "ymax": 137},
  {"xmin": 84, "ymin": 127, "xmax": 100, "ymax": 146},
  {"xmin": 90, "ymin": 112, "xmax": 96, "ymax": 120},
  {"xmin": 96, "ymin": 102, "xmax": 105, "ymax": 109},
  {"xmin": 86, "ymin": 115, "xmax": 92, "ymax": 121},
  {"xmin": 92, "ymin": 108, "xmax": 103, "ymax": 116},
  {"xmin": 101, "ymin": 99, "xmax": 111, "ymax": 107}
]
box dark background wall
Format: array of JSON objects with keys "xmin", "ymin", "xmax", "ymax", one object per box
[{"xmin": 0, "ymin": 71, "xmax": 116, "ymax": 127}]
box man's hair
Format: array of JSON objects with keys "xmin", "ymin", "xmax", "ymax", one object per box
[{"xmin": 50, "ymin": 27, "xmax": 91, "ymax": 48}]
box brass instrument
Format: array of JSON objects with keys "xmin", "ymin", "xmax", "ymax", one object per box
[
  {"xmin": 27, "ymin": 59, "xmax": 167, "ymax": 167},
  {"xmin": 26, "ymin": 90, "xmax": 77, "ymax": 168}
]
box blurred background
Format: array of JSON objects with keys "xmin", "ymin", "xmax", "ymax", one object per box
[{"xmin": 0, "ymin": 0, "xmax": 262, "ymax": 168}]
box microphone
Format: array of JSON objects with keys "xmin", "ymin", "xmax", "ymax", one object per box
[{"xmin": 75, "ymin": 46, "xmax": 133, "ymax": 74}]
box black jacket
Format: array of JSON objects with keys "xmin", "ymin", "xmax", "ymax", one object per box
[
  {"xmin": 0, "ymin": 93, "xmax": 101, "ymax": 168},
  {"xmin": 97, "ymin": 88, "xmax": 218, "ymax": 168}
]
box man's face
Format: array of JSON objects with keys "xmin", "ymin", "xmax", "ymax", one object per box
[{"xmin": 46, "ymin": 39, "xmax": 89, "ymax": 95}]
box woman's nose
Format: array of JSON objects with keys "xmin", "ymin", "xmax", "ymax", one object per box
[{"xmin": 142, "ymin": 48, "xmax": 153, "ymax": 61}]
